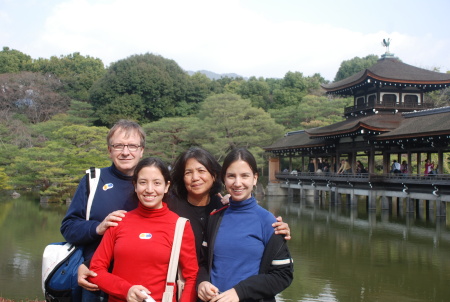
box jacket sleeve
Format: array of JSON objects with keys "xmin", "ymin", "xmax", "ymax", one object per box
[
  {"xmin": 196, "ymin": 249, "xmax": 210, "ymax": 288},
  {"xmin": 60, "ymin": 174, "xmax": 101, "ymax": 245},
  {"xmin": 233, "ymin": 234, "xmax": 294, "ymax": 301},
  {"xmin": 88, "ymin": 227, "xmax": 132, "ymax": 299}
]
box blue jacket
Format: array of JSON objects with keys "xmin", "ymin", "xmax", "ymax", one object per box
[
  {"xmin": 60, "ymin": 164, "xmax": 139, "ymax": 260},
  {"xmin": 197, "ymin": 198, "xmax": 294, "ymax": 302}
]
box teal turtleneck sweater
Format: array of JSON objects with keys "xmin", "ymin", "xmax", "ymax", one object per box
[{"xmin": 211, "ymin": 196, "xmax": 277, "ymax": 292}]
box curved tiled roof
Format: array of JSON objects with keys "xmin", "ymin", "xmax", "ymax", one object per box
[
  {"xmin": 264, "ymin": 130, "xmax": 325, "ymax": 150},
  {"xmin": 322, "ymin": 57, "xmax": 450, "ymax": 93},
  {"xmin": 306, "ymin": 113, "xmax": 403, "ymax": 137},
  {"xmin": 376, "ymin": 107, "xmax": 450, "ymax": 139}
]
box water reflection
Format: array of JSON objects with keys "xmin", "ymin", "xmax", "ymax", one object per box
[
  {"xmin": 1, "ymin": 193, "xmax": 450, "ymax": 301},
  {"xmin": 260, "ymin": 195, "xmax": 450, "ymax": 302}
]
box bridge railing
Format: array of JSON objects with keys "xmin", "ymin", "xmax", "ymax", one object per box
[{"xmin": 275, "ymin": 172, "xmax": 450, "ymax": 185}]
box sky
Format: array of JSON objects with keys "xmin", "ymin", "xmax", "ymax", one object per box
[{"xmin": 1, "ymin": 0, "xmax": 450, "ymax": 81}]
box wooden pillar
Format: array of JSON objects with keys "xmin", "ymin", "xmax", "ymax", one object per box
[
  {"xmin": 383, "ymin": 152, "xmax": 390, "ymax": 174},
  {"xmin": 407, "ymin": 152, "xmax": 412, "ymax": 174},
  {"xmin": 368, "ymin": 149, "xmax": 375, "ymax": 174},
  {"xmin": 417, "ymin": 153, "xmax": 422, "ymax": 175},
  {"xmin": 349, "ymin": 150, "xmax": 355, "ymax": 174},
  {"xmin": 268, "ymin": 157, "xmax": 280, "ymax": 183},
  {"xmin": 368, "ymin": 190, "xmax": 377, "ymax": 210},
  {"xmin": 334, "ymin": 188, "xmax": 341, "ymax": 204},
  {"xmin": 381, "ymin": 196, "xmax": 391, "ymax": 210},
  {"xmin": 438, "ymin": 149, "xmax": 444, "ymax": 174},
  {"xmin": 437, "ymin": 199, "xmax": 446, "ymax": 217},
  {"xmin": 348, "ymin": 191, "xmax": 356, "ymax": 206},
  {"xmin": 406, "ymin": 197, "xmax": 415, "ymax": 213}
]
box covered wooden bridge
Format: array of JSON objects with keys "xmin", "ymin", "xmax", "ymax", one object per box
[{"xmin": 264, "ymin": 54, "xmax": 450, "ymax": 217}]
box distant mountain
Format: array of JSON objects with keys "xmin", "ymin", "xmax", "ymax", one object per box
[{"xmin": 186, "ymin": 70, "xmax": 246, "ymax": 80}]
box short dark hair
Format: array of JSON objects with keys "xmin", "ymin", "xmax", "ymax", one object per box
[
  {"xmin": 221, "ymin": 148, "xmax": 258, "ymax": 183},
  {"xmin": 170, "ymin": 147, "xmax": 222, "ymax": 199},
  {"xmin": 107, "ymin": 119, "xmax": 146, "ymax": 148},
  {"xmin": 133, "ymin": 157, "xmax": 171, "ymax": 186}
]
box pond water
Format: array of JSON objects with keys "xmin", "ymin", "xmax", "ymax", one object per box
[{"xmin": 1, "ymin": 193, "xmax": 450, "ymax": 301}]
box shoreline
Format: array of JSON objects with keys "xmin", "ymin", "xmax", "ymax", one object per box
[{"xmin": 0, "ymin": 299, "xmax": 44, "ymax": 302}]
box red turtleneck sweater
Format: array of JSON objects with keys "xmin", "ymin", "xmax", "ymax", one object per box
[{"xmin": 89, "ymin": 202, "xmax": 198, "ymax": 302}]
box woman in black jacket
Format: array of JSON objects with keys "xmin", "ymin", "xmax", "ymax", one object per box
[{"xmin": 197, "ymin": 148, "xmax": 293, "ymax": 302}]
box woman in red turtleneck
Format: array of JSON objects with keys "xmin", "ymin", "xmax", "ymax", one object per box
[{"xmin": 88, "ymin": 157, "xmax": 198, "ymax": 302}]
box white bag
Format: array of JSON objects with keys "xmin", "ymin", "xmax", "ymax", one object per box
[
  {"xmin": 162, "ymin": 217, "xmax": 188, "ymax": 302},
  {"xmin": 42, "ymin": 168, "xmax": 100, "ymax": 297}
]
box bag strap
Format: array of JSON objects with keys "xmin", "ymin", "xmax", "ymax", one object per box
[
  {"xmin": 164, "ymin": 217, "xmax": 188, "ymax": 296},
  {"xmin": 85, "ymin": 167, "xmax": 101, "ymax": 221}
]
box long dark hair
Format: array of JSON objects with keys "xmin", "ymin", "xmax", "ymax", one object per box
[
  {"xmin": 221, "ymin": 148, "xmax": 258, "ymax": 183},
  {"xmin": 170, "ymin": 147, "xmax": 222, "ymax": 199}
]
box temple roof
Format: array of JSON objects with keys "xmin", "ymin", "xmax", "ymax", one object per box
[
  {"xmin": 264, "ymin": 130, "xmax": 326, "ymax": 151},
  {"xmin": 322, "ymin": 57, "xmax": 450, "ymax": 94},
  {"xmin": 306, "ymin": 113, "xmax": 402, "ymax": 138},
  {"xmin": 375, "ymin": 107, "xmax": 450, "ymax": 140}
]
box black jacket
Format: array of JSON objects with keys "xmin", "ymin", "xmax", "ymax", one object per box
[{"xmin": 197, "ymin": 206, "xmax": 294, "ymax": 302}]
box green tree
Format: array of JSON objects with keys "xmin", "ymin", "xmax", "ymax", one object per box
[
  {"xmin": 0, "ymin": 47, "xmax": 32, "ymax": 73},
  {"xmin": 184, "ymin": 72, "xmax": 212, "ymax": 113},
  {"xmin": 334, "ymin": 54, "xmax": 379, "ymax": 82},
  {"xmin": 97, "ymin": 94, "xmax": 145, "ymax": 127},
  {"xmin": 142, "ymin": 116, "xmax": 200, "ymax": 163},
  {"xmin": 66, "ymin": 100, "xmax": 97, "ymax": 125},
  {"xmin": 236, "ymin": 76, "xmax": 271, "ymax": 110},
  {"xmin": 270, "ymin": 95, "xmax": 351, "ymax": 131},
  {"xmin": 0, "ymin": 167, "xmax": 13, "ymax": 190},
  {"xmin": 195, "ymin": 93, "xmax": 285, "ymax": 161},
  {"xmin": 9, "ymin": 124, "xmax": 110, "ymax": 200},
  {"xmin": 89, "ymin": 53, "xmax": 190, "ymax": 123},
  {"xmin": 32, "ymin": 52, "xmax": 105, "ymax": 100},
  {"xmin": 270, "ymin": 72, "xmax": 309, "ymax": 109}
]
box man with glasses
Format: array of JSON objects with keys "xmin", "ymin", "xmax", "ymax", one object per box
[{"xmin": 60, "ymin": 120, "xmax": 145, "ymax": 302}]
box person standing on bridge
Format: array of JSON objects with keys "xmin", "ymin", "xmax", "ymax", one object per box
[{"xmin": 424, "ymin": 159, "xmax": 434, "ymax": 176}]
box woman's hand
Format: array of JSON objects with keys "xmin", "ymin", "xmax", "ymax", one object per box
[
  {"xmin": 78, "ymin": 263, "xmax": 99, "ymax": 291},
  {"xmin": 217, "ymin": 193, "xmax": 230, "ymax": 205},
  {"xmin": 127, "ymin": 285, "xmax": 151, "ymax": 302},
  {"xmin": 273, "ymin": 216, "xmax": 291, "ymax": 240},
  {"xmin": 96, "ymin": 210, "xmax": 127, "ymax": 235},
  {"xmin": 198, "ymin": 281, "xmax": 219, "ymax": 301},
  {"xmin": 210, "ymin": 288, "xmax": 239, "ymax": 302}
]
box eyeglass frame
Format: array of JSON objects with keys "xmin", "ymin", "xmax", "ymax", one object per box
[{"xmin": 109, "ymin": 144, "xmax": 142, "ymax": 152}]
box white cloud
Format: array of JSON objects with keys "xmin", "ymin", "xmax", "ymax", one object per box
[{"xmin": 15, "ymin": 0, "xmax": 450, "ymax": 80}]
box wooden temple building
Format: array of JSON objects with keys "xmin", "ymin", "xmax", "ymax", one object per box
[{"xmin": 264, "ymin": 52, "xmax": 450, "ymax": 215}]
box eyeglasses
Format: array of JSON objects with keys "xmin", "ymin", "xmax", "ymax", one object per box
[{"xmin": 110, "ymin": 144, "xmax": 141, "ymax": 152}]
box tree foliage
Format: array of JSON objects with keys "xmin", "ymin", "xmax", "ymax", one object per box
[
  {"xmin": 89, "ymin": 53, "xmax": 191, "ymax": 123},
  {"xmin": 66, "ymin": 100, "xmax": 97, "ymax": 126},
  {"xmin": 0, "ymin": 167, "xmax": 13, "ymax": 190},
  {"xmin": 334, "ymin": 54, "xmax": 379, "ymax": 82},
  {"xmin": 32, "ymin": 52, "xmax": 105, "ymax": 100},
  {"xmin": 9, "ymin": 123, "xmax": 110, "ymax": 198},
  {"xmin": 196, "ymin": 93, "xmax": 285, "ymax": 161},
  {"xmin": 269, "ymin": 95, "xmax": 351, "ymax": 131},
  {"xmin": 143, "ymin": 116, "xmax": 200, "ymax": 164},
  {"xmin": 0, "ymin": 47, "xmax": 32, "ymax": 73}
]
